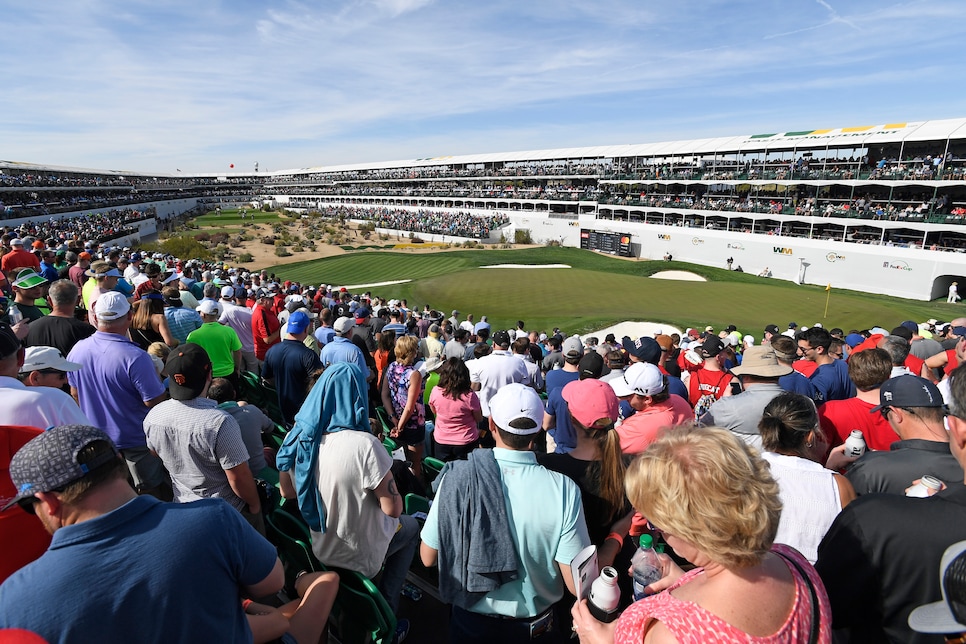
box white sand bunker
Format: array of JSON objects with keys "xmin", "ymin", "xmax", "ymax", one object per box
[
  {"xmin": 650, "ymin": 270, "xmax": 706, "ymax": 282},
  {"xmin": 585, "ymin": 321, "xmax": 683, "ymax": 342},
  {"xmin": 479, "ymin": 264, "xmax": 572, "ymax": 269},
  {"xmin": 338, "ymin": 279, "xmax": 412, "ymax": 290}
]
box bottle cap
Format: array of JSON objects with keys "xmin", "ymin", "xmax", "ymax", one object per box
[
  {"xmin": 849, "ymin": 430, "xmax": 864, "ymax": 439},
  {"xmin": 640, "ymin": 534, "xmax": 654, "ymax": 548},
  {"xmin": 921, "ymin": 475, "xmax": 943, "ymax": 490}
]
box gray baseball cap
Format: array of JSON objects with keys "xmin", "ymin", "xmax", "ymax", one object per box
[{"xmin": 2, "ymin": 425, "xmax": 120, "ymax": 512}]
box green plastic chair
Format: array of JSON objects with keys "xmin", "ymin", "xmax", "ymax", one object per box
[
  {"xmin": 382, "ymin": 436, "xmax": 400, "ymax": 457},
  {"xmin": 328, "ymin": 566, "xmax": 398, "ymax": 644},
  {"xmin": 422, "ymin": 456, "xmax": 446, "ymax": 494},
  {"xmin": 237, "ymin": 371, "xmax": 286, "ymax": 426},
  {"xmin": 264, "ymin": 509, "xmax": 323, "ymax": 592},
  {"xmin": 404, "ymin": 493, "xmax": 431, "ymax": 519},
  {"xmin": 375, "ymin": 406, "xmax": 394, "ymax": 436}
]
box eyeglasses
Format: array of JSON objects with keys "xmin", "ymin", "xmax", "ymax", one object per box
[{"xmin": 37, "ymin": 369, "xmax": 67, "ymax": 377}]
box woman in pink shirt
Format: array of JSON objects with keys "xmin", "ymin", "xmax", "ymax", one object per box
[{"xmin": 428, "ymin": 357, "xmax": 483, "ymax": 461}]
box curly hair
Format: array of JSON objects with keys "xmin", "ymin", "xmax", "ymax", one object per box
[{"xmin": 625, "ymin": 425, "xmax": 781, "ymax": 568}]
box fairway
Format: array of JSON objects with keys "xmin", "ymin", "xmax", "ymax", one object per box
[{"xmin": 267, "ymin": 247, "xmax": 962, "ymax": 336}]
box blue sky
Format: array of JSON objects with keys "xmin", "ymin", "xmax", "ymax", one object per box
[{"xmin": 3, "ymin": 0, "xmax": 966, "ymax": 174}]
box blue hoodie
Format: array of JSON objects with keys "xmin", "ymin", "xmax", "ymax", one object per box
[{"xmin": 275, "ymin": 362, "xmax": 369, "ymax": 532}]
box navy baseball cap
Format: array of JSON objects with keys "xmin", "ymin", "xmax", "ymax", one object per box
[
  {"xmin": 871, "ymin": 375, "xmax": 945, "ymax": 414},
  {"xmin": 621, "ymin": 336, "xmax": 661, "ymax": 364}
]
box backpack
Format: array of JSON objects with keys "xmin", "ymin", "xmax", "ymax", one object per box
[{"xmin": 689, "ymin": 369, "xmax": 732, "ymax": 420}]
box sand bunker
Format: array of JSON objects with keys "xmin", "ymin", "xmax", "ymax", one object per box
[
  {"xmin": 585, "ymin": 321, "xmax": 683, "ymax": 341},
  {"xmin": 337, "ymin": 279, "xmax": 412, "ymax": 290},
  {"xmin": 650, "ymin": 271, "xmax": 707, "ymax": 282}
]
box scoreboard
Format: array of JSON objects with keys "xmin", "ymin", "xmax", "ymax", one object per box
[{"xmin": 579, "ymin": 229, "xmax": 633, "ymax": 257}]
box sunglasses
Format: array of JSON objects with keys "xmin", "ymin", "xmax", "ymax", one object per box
[{"xmin": 880, "ymin": 406, "xmax": 912, "ymax": 419}]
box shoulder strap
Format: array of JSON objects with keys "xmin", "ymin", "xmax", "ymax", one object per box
[{"xmin": 776, "ymin": 550, "xmax": 820, "ymax": 644}]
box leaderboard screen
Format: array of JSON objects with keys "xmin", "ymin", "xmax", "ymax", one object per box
[{"xmin": 579, "ymin": 229, "xmax": 633, "ymax": 257}]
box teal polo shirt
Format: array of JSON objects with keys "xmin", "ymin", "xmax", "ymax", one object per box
[{"xmin": 421, "ymin": 447, "xmax": 589, "ymax": 617}]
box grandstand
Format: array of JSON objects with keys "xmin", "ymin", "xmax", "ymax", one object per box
[{"xmin": 6, "ymin": 117, "xmax": 966, "ymax": 299}]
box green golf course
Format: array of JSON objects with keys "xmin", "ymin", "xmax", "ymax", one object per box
[{"xmin": 264, "ymin": 246, "xmax": 960, "ymax": 336}]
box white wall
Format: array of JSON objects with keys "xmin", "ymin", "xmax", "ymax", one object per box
[{"xmin": 505, "ymin": 212, "xmax": 966, "ymax": 301}]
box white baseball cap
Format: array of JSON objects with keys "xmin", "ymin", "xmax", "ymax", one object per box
[
  {"xmin": 20, "ymin": 346, "xmax": 83, "ymax": 373},
  {"xmin": 908, "ymin": 540, "xmax": 966, "ymax": 634},
  {"xmin": 197, "ymin": 300, "xmax": 221, "ymax": 316},
  {"xmin": 94, "ymin": 291, "xmax": 131, "ymax": 321},
  {"xmin": 609, "ymin": 362, "xmax": 665, "ymax": 398},
  {"xmin": 334, "ymin": 316, "xmax": 356, "ymax": 334},
  {"xmin": 489, "ymin": 383, "xmax": 544, "ymax": 435}
]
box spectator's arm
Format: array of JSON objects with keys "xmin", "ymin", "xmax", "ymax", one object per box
[
  {"xmin": 372, "ymin": 469, "xmax": 402, "ymax": 519},
  {"xmin": 157, "ymin": 314, "xmax": 179, "ymax": 348},
  {"xmin": 926, "ymin": 351, "xmax": 949, "ymax": 369},
  {"xmin": 144, "ymin": 392, "xmax": 168, "ymax": 408},
  {"xmin": 278, "ymin": 470, "xmax": 296, "ymax": 499},
  {"xmin": 226, "ymin": 461, "xmax": 261, "ymax": 514},
  {"xmin": 243, "ymin": 558, "xmax": 285, "ymax": 600},
  {"xmin": 420, "ymin": 542, "xmax": 438, "ymax": 568},
  {"xmin": 556, "ymin": 561, "xmax": 579, "ymax": 597}
]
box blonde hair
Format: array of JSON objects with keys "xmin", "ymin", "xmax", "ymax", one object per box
[
  {"xmin": 394, "ymin": 335, "xmax": 419, "ymax": 365},
  {"xmin": 625, "ymin": 425, "xmax": 781, "ymax": 568},
  {"xmin": 146, "ymin": 341, "xmax": 170, "ymax": 377},
  {"xmin": 146, "ymin": 341, "xmax": 170, "ymax": 361}
]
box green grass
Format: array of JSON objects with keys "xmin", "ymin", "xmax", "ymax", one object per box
[
  {"xmin": 260, "ymin": 247, "xmax": 961, "ymax": 336},
  {"xmin": 195, "ymin": 209, "xmax": 294, "ymax": 227}
]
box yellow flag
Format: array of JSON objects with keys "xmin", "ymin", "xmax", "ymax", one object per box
[{"xmin": 825, "ymin": 283, "xmax": 831, "ymax": 292}]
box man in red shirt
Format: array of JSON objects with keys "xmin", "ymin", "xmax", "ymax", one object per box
[
  {"xmin": 818, "ymin": 347, "xmax": 896, "ymax": 451},
  {"xmin": 251, "ymin": 288, "xmax": 281, "ymax": 368},
  {"xmin": 68, "ymin": 252, "xmax": 91, "ymax": 291},
  {"xmin": 1, "ymin": 238, "xmax": 40, "ymax": 280},
  {"xmin": 0, "ymin": 424, "xmax": 51, "ymax": 584}
]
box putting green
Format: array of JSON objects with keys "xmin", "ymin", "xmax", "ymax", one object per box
[{"xmin": 267, "ymin": 247, "xmax": 959, "ymax": 336}]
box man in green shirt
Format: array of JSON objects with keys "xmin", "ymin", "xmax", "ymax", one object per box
[{"xmin": 187, "ymin": 300, "xmax": 242, "ymax": 391}]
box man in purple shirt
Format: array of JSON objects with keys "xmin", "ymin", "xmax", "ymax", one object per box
[{"xmin": 67, "ymin": 291, "xmax": 169, "ymax": 498}]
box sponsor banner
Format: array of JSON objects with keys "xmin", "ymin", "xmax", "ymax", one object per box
[{"xmin": 883, "ymin": 260, "xmax": 913, "ymax": 272}]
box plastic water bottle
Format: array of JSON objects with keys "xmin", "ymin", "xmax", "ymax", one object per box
[
  {"xmin": 844, "ymin": 430, "xmax": 866, "ymax": 460},
  {"xmin": 7, "ymin": 304, "xmax": 22, "ymax": 326},
  {"xmin": 907, "ymin": 475, "xmax": 943, "ymax": 498},
  {"xmin": 631, "ymin": 534, "xmax": 662, "ymax": 601},
  {"xmin": 588, "ymin": 566, "xmax": 621, "ymax": 623}
]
